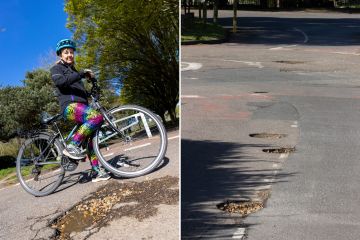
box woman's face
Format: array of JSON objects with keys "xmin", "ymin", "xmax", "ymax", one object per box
[{"xmin": 60, "ymin": 48, "xmax": 75, "ymax": 65}]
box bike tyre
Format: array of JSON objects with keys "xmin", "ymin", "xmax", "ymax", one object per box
[
  {"xmin": 16, "ymin": 133, "xmax": 65, "ymax": 197},
  {"xmin": 93, "ymin": 105, "xmax": 168, "ymax": 178}
]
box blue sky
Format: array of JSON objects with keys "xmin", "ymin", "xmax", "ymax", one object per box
[{"xmin": 0, "ymin": 1, "xmax": 72, "ymax": 87}]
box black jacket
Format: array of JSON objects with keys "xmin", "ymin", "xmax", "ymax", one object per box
[{"xmin": 50, "ymin": 60, "xmax": 88, "ymax": 113}]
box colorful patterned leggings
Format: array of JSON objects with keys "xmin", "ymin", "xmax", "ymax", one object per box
[{"xmin": 63, "ymin": 103, "xmax": 104, "ymax": 171}]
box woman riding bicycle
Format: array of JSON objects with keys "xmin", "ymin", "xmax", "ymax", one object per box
[{"xmin": 50, "ymin": 38, "xmax": 110, "ymax": 182}]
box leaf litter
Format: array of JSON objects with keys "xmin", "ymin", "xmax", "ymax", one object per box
[{"xmin": 50, "ymin": 176, "xmax": 179, "ymax": 240}]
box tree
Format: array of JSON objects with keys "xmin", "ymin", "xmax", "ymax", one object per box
[
  {"xmin": 233, "ymin": 0, "xmax": 238, "ymax": 33},
  {"xmin": 64, "ymin": 0, "xmax": 179, "ymax": 124},
  {"xmin": 0, "ymin": 69, "xmax": 58, "ymax": 140},
  {"xmin": 213, "ymin": 0, "xmax": 219, "ymax": 23}
]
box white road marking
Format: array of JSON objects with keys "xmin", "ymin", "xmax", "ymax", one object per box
[
  {"xmin": 331, "ymin": 51, "xmax": 360, "ymax": 56},
  {"xmin": 103, "ymin": 152, "xmax": 114, "ymax": 157},
  {"xmin": 124, "ymin": 143, "xmax": 151, "ymax": 151},
  {"xmin": 294, "ymin": 28, "xmax": 309, "ymax": 43},
  {"xmin": 224, "ymin": 59, "xmax": 264, "ymax": 69},
  {"xmin": 273, "ymin": 163, "xmax": 279, "ymax": 168},
  {"xmin": 168, "ymin": 135, "xmax": 179, "ymax": 140},
  {"xmin": 232, "ymin": 228, "xmax": 246, "ymax": 239},
  {"xmin": 269, "ymin": 45, "xmax": 297, "ymax": 50},
  {"xmin": 280, "ymin": 153, "xmax": 290, "ymax": 159},
  {"xmin": 181, "ymin": 62, "xmax": 203, "ymax": 71},
  {"xmin": 291, "ymin": 124, "xmax": 298, "ymax": 128},
  {"xmin": 181, "ymin": 95, "xmax": 204, "ymax": 99},
  {"xmin": 0, "ymin": 168, "xmax": 63, "ymax": 191}
]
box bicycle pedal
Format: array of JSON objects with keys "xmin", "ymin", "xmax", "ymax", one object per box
[
  {"xmin": 61, "ymin": 156, "xmax": 79, "ymax": 171},
  {"xmin": 66, "ymin": 161, "xmax": 79, "ymax": 171}
]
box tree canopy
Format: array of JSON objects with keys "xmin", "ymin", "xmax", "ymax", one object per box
[
  {"xmin": 65, "ymin": 0, "xmax": 179, "ymax": 123},
  {"xmin": 0, "ymin": 69, "xmax": 58, "ymax": 140}
]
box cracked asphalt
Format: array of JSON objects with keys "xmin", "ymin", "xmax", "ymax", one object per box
[{"xmin": 181, "ymin": 10, "xmax": 360, "ymax": 239}]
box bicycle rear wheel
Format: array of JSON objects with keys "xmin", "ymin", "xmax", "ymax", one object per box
[
  {"xmin": 94, "ymin": 105, "xmax": 168, "ymax": 178},
  {"xmin": 16, "ymin": 133, "xmax": 65, "ymax": 197}
]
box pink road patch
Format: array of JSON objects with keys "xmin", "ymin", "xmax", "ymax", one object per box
[{"xmin": 216, "ymin": 111, "xmax": 252, "ymax": 120}]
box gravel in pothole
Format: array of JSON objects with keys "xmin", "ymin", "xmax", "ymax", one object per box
[
  {"xmin": 51, "ymin": 176, "xmax": 179, "ymax": 239},
  {"xmin": 263, "ymin": 147, "xmax": 295, "ymax": 153},
  {"xmin": 249, "ymin": 133, "xmax": 287, "ymax": 139},
  {"xmin": 217, "ymin": 189, "xmax": 271, "ymax": 217}
]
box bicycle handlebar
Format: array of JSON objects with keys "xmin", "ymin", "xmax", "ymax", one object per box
[{"xmin": 88, "ymin": 78, "xmax": 100, "ymax": 99}]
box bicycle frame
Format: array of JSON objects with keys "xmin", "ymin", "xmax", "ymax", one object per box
[{"xmin": 30, "ymin": 132, "xmax": 60, "ymax": 166}]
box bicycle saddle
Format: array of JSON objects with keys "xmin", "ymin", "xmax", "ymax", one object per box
[{"xmin": 40, "ymin": 112, "xmax": 63, "ymax": 125}]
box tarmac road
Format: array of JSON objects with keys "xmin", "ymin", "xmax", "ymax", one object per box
[
  {"xmin": 181, "ymin": 10, "xmax": 360, "ymax": 239},
  {"xmin": 0, "ymin": 129, "xmax": 179, "ymax": 240}
]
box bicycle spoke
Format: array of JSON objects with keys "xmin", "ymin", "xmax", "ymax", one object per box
[
  {"xmin": 17, "ymin": 133, "xmax": 65, "ymax": 197},
  {"xmin": 95, "ymin": 105, "xmax": 167, "ymax": 178}
]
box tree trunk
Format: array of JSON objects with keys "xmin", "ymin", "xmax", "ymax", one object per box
[
  {"xmin": 260, "ymin": 0, "xmax": 267, "ymax": 8},
  {"xmin": 213, "ymin": 0, "xmax": 219, "ymax": 23},
  {"xmin": 203, "ymin": 0, "xmax": 207, "ymax": 24},
  {"xmin": 198, "ymin": 2, "xmax": 202, "ymax": 19},
  {"xmin": 233, "ymin": 0, "xmax": 238, "ymax": 33}
]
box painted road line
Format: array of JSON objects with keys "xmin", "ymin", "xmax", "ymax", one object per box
[
  {"xmin": 280, "ymin": 153, "xmax": 290, "ymax": 159},
  {"xmin": 181, "ymin": 62, "xmax": 203, "ymax": 71},
  {"xmin": 124, "ymin": 143, "xmax": 151, "ymax": 151},
  {"xmin": 232, "ymin": 228, "xmax": 246, "ymax": 239},
  {"xmin": 269, "ymin": 45, "xmax": 297, "ymax": 50},
  {"xmin": 181, "ymin": 95, "xmax": 205, "ymax": 99},
  {"xmin": 0, "ymin": 168, "xmax": 63, "ymax": 191},
  {"xmin": 294, "ymin": 28, "xmax": 309, "ymax": 43},
  {"xmin": 168, "ymin": 135, "xmax": 179, "ymax": 140},
  {"xmin": 273, "ymin": 163, "xmax": 279, "ymax": 168},
  {"xmin": 103, "ymin": 152, "xmax": 114, "ymax": 158},
  {"xmin": 331, "ymin": 51, "xmax": 360, "ymax": 56},
  {"xmin": 224, "ymin": 59, "xmax": 264, "ymax": 69}
]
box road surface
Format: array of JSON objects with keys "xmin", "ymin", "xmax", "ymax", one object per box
[{"xmin": 181, "ymin": 10, "xmax": 360, "ymax": 239}]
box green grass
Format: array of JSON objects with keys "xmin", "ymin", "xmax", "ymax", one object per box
[
  {"xmin": 0, "ymin": 167, "xmax": 16, "ymax": 180},
  {"xmin": 0, "ymin": 138, "xmax": 61, "ymax": 183},
  {"xmin": 0, "ymin": 138, "xmax": 20, "ymax": 181},
  {"xmin": 181, "ymin": 18, "xmax": 227, "ymax": 42}
]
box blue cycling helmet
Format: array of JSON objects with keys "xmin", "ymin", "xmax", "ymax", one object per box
[{"xmin": 56, "ymin": 39, "xmax": 76, "ymax": 56}]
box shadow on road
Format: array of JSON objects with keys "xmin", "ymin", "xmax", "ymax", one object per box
[
  {"xmin": 216, "ymin": 16, "xmax": 360, "ymax": 46},
  {"xmin": 53, "ymin": 170, "xmax": 92, "ymax": 194},
  {"xmin": 53, "ymin": 156, "xmax": 170, "ymax": 195},
  {"xmin": 181, "ymin": 139, "xmax": 296, "ymax": 238}
]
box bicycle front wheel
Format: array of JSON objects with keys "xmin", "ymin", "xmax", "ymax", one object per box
[
  {"xmin": 94, "ymin": 105, "xmax": 168, "ymax": 178},
  {"xmin": 16, "ymin": 133, "xmax": 65, "ymax": 197}
]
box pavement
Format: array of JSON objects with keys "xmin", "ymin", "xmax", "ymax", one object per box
[
  {"xmin": 0, "ymin": 129, "xmax": 179, "ymax": 240},
  {"xmin": 181, "ymin": 10, "xmax": 360, "ymax": 239}
]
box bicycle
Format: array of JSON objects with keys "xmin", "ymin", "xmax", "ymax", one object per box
[{"xmin": 16, "ymin": 79, "xmax": 168, "ymax": 197}]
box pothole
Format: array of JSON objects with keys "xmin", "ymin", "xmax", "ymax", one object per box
[
  {"xmin": 217, "ymin": 190, "xmax": 271, "ymax": 217},
  {"xmin": 263, "ymin": 147, "xmax": 295, "ymax": 153},
  {"xmin": 50, "ymin": 176, "xmax": 179, "ymax": 240},
  {"xmin": 253, "ymin": 91, "xmax": 268, "ymax": 94},
  {"xmin": 274, "ymin": 60, "xmax": 305, "ymax": 64},
  {"xmin": 217, "ymin": 201, "xmax": 263, "ymax": 216},
  {"xmin": 249, "ymin": 133, "xmax": 287, "ymax": 139}
]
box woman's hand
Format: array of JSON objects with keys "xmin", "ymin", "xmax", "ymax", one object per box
[{"xmin": 83, "ymin": 69, "xmax": 95, "ymax": 79}]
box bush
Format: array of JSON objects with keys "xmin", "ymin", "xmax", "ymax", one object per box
[{"xmin": 0, "ymin": 138, "xmax": 21, "ymax": 169}]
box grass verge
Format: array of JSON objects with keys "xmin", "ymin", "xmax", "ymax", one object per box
[{"xmin": 181, "ymin": 17, "xmax": 227, "ymax": 42}]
